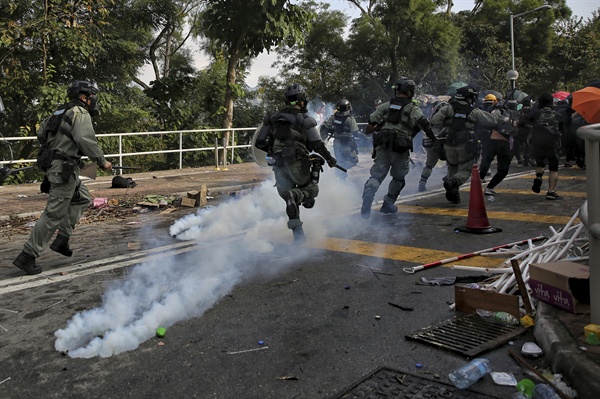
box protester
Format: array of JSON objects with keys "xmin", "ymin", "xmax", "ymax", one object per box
[
  {"xmin": 360, "ymin": 78, "xmax": 437, "ymax": 218},
  {"xmin": 478, "ymin": 100, "xmax": 518, "ymax": 196},
  {"xmin": 13, "ymin": 81, "xmax": 112, "ymax": 275},
  {"xmin": 518, "ymin": 92, "xmax": 566, "ymax": 200},
  {"xmin": 254, "ymin": 84, "xmax": 337, "ymax": 242},
  {"xmin": 430, "ymin": 85, "xmax": 499, "ymax": 204},
  {"xmin": 319, "ymin": 99, "xmax": 359, "ymax": 178},
  {"xmin": 515, "ymin": 97, "xmax": 535, "ymax": 166}
]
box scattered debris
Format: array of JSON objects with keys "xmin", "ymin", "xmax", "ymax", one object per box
[
  {"xmin": 490, "ymin": 372, "xmax": 517, "ymax": 386},
  {"xmin": 521, "ymin": 342, "xmax": 543, "ymax": 358},
  {"xmin": 269, "ymin": 279, "xmax": 299, "ymax": 287},
  {"xmin": 0, "ymin": 377, "xmax": 10, "ymax": 385},
  {"xmin": 0, "ymin": 308, "xmax": 19, "ymax": 314},
  {"xmin": 226, "ymin": 346, "xmax": 269, "ymax": 355},
  {"xmin": 388, "ymin": 302, "xmax": 414, "ymax": 311},
  {"xmin": 156, "ymin": 327, "xmax": 166, "ymax": 338},
  {"xmin": 0, "ymin": 324, "xmax": 8, "ymax": 332},
  {"xmin": 41, "ymin": 300, "xmax": 64, "ymax": 311},
  {"xmin": 127, "ymin": 242, "xmax": 141, "ymax": 250},
  {"xmin": 93, "ymin": 197, "xmax": 108, "ymax": 208},
  {"xmin": 276, "ymin": 376, "xmax": 298, "ymax": 381}
]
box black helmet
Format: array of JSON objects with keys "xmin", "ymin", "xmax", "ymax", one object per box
[
  {"xmin": 336, "ymin": 99, "xmax": 352, "ymax": 115},
  {"xmin": 67, "ymin": 81, "xmax": 99, "ymax": 99},
  {"xmin": 284, "ymin": 84, "xmax": 308, "ymax": 105},
  {"xmin": 67, "ymin": 81, "xmax": 100, "ymax": 116},
  {"xmin": 455, "ymin": 85, "xmax": 478, "ymax": 102},
  {"xmin": 394, "ymin": 78, "xmax": 416, "ymax": 97}
]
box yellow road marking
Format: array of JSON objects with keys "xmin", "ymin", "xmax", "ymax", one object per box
[
  {"xmin": 515, "ymin": 174, "xmax": 587, "ymax": 181},
  {"xmin": 309, "ymin": 237, "xmax": 503, "ymax": 268},
  {"xmin": 464, "ymin": 188, "xmax": 587, "ymax": 198},
  {"xmin": 394, "ymin": 205, "xmax": 575, "ymax": 225}
]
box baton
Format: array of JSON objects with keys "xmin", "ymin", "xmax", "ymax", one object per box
[
  {"xmin": 112, "ymin": 165, "xmax": 142, "ymax": 170},
  {"xmin": 402, "ymin": 235, "xmax": 547, "ymax": 274},
  {"xmin": 334, "ymin": 164, "xmax": 347, "ymax": 173}
]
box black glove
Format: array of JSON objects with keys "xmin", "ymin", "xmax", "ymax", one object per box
[
  {"xmin": 40, "ymin": 175, "xmax": 50, "ymax": 194},
  {"xmin": 327, "ymin": 157, "xmax": 337, "ymax": 168}
]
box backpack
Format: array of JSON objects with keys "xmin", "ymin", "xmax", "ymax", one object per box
[
  {"xmin": 111, "ymin": 176, "xmax": 137, "ymax": 188},
  {"xmin": 530, "ymin": 108, "xmax": 560, "ymax": 148},
  {"xmin": 445, "ymin": 101, "xmax": 473, "ymax": 145},
  {"xmin": 534, "ymin": 108, "xmax": 560, "ymax": 136},
  {"xmin": 36, "ymin": 103, "xmax": 76, "ymax": 172}
]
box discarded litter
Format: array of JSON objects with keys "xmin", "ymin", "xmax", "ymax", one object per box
[
  {"xmin": 227, "ymin": 346, "xmax": 269, "ymax": 355},
  {"xmin": 585, "ymin": 332, "xmax": 600, "ymax": 345},
  {"xmin": 93, "ymin": 197, "xmax": 108, "ymax": 208},
  {"xmin": 490, "ymin": 371, "xmax": 517, "ymax": 386},
  {"xmin": 521, "ymin": 342, "xmax": 543, "ymax": 358},
  {"xmin": 156, "ymin": 327, "xmax": 166, "ymax": 338},
  {"xmin": 515, "ymin": 378, "xmax": 535, "ymax": 396},
  {"xmin": 448, "ymin": 358, "xmax": 491, "ymax": 389},
  {"xmin": 415, "ymin": 363, "xmax": 423, "ymax": 368},
  {"xmin": 258, "ymin": 340, "xmax": 265, "ymax": 346}
]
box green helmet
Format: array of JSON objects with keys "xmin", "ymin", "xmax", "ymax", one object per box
[{"xmin": 394, "ymin": 78, "xmax": 416, "ymax": 97}]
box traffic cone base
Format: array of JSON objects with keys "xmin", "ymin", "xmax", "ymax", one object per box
[{"xmin": 455, "ymin": 165, "xmax": 502, "ymax": 235}]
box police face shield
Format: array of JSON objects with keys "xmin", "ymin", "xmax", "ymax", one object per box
[{"xmin": 86, "ymin": 93, "xmax": 100, "ymax": 117}]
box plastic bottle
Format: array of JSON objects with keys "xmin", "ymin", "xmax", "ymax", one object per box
[
  {"xmin": 448, "ymin": 358, "xmax": 492, "ymax": 389},
  {"xmin": 266, "ymin": 156, "xmax": 276, "ymax": 166},
  {"xmin": 533, "ymin": 384, "xmax": 561, "ymax": 399},
  {"xmin": 494, "ymin": 311, "xmax": 520, "ymax": 325}
]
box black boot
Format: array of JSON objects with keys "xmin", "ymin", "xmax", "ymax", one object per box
[
  {"xmin": 13, "ymin": 251, "xmax": 42, "ymax": 275},
  {"xmin": 361, "ymin": 189, "xmax": 375, "ymax": 219},
  {"xmin": 380, "ymin": 201, "xmax": 398, "ymax": 214},
  {"xmin": 292, "ymin": 226, "xmax": 306, "ymax": 243},
  {"xmin": 282, "ymin": 191, "xmax": 299, "ymax": 220},
  {"xmin": 50, "ymin": 234, "xmax": 73, "ymax": 257}
]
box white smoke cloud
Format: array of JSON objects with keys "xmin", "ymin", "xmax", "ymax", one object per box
[{"xmin": 54, "ymin": 168, "xmax": 365, "ymax": 358}]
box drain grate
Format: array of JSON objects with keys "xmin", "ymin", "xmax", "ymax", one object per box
[
  {"xmin": 331, "ymin": 367, "xmax": 501, "ymax": 399},
  {"xmin": 405, "ymin": 313, "xmax": 527, "ymax": 357}
]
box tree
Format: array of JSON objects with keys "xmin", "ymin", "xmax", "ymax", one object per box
[
  {"xmin": 346, "ymin": 0, "xmax": 461, "ymax": 95},
  {"xmin": 199, "ymin": 0, "xmax": 314, "ymax": 166}
]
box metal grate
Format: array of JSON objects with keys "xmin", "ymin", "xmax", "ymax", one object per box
[
  {"xmin": 405, "ymin": 313, "xmax": 527, "ymax": 358},
  {"xmin": 331, "ymin": 367, "xmax": 501, "ymax": 399}
]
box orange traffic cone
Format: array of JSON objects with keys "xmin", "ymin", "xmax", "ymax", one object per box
[{"xmin": 455, "ymin": 165, "xmax": 502, "ymax": 234}]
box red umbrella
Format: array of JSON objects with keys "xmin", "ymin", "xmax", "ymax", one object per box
[
  {"xmin": 552, "ymin": 91, "xmax": 570, "ymax": 101},
  {"xmin": 571, "ymin": 86, "xmax": 600, "ymax": 124}
]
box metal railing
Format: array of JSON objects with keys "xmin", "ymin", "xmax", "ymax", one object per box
[
  {"xmin": 0, "ymin": 127, "xmax": 258, "ymax": 170},
  {"xmin": 1, "ymin": 123, "xmax": 371, "ymax": 171},
  {"xmin": 577, "ymin": 123, "xmax": 600, "ymax": 324}
]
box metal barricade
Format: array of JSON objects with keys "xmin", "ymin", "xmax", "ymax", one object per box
[{"xmin": 577, "ymin": 123, "xmax": 600, "ymax": 323}]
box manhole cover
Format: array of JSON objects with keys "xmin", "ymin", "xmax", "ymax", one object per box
[
  {"xmin": 331, "ymin": 367, "xmax": 501, "ymax": 398},
  {"xmin": 406, "ymin": 313, "xmax": 527, "ymax": 357}
]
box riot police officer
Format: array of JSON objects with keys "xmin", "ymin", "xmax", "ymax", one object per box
[
  {"xmin": 13, "ymin": 81, "xmax": 112, "ymax": 275},
  {"xmin": 361, "ymin": 78, "xmax": 437, "ymax": 218},
  {"xmin": 319, "ymin": 99, "xmax": 359, "ymax": 178},
  {"xmin": 430, "ymin": 85, "xmax": 499, "ymax": 204},
  {"xmin": 254, "ymin": 84, "xmax": 337, "ymax": 242}
]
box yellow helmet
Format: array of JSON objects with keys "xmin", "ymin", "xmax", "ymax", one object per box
[{"xmin": 484, "ymin": 94, "xmax": 497, "ymax": 102}]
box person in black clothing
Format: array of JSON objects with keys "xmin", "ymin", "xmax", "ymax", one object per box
[
  {"xmin": 519, "ymin": 93, "xmax": 566, "ymax": 200},
  {"xmin": 515, "ymin": 97, "xmax": 535, "ymax": 166}
]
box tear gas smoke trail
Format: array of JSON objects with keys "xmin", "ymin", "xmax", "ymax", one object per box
[{"xmin": 55, "ymin": 171, "xmax": 364, "ymax": 358}]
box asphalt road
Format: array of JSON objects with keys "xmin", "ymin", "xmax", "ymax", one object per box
[{"xmin": 0, "ymin": 153, "xmax": 588, "ymax": 399}]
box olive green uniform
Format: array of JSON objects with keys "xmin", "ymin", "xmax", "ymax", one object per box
[
  {"xmin": 320, "ymin": 113, "xmax": 359, "ymax": 178},
  {"xmin": 23, "ymin": 103, "xmax": 107, "ymax": 257},
  {"xmin": 364, "ymin": 98, "xmax": 435, "ymax": 208},
  {"xmin": 257, "ymin": 106, "xmax": 334, "ymax": 232},
  {"xmin": 430, "ymin": 101, "xmax": 498, "ymax": 187}
]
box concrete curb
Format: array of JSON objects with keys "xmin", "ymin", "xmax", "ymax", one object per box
[
  {"xmin": 0, "ymin": 182, "xmax": 264, "ymax": 222},
  {"xmin": 533, "ymin": 302, "xmax": 600, "ymax": 398}
]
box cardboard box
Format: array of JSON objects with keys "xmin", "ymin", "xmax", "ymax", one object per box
[
  {"xmin": 529, "ymin": 261, "xmax": 590, "ymax": 314},
  {"xmin": 455, "ymin": 286, "xmax": 520, "ymax": 318}
]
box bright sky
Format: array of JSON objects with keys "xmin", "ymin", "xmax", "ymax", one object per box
[{"xmin": 139, "ymin": 1, "xmax": 599, "ymax": 86}]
